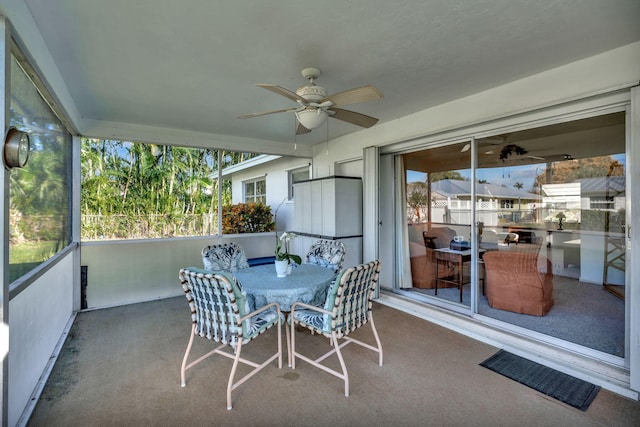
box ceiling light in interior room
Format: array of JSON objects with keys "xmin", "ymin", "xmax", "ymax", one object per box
[{"xmin": 295, "ymin": 108, "xmax": 329, "ymax": 130}]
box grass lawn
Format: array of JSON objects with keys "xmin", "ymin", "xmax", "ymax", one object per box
[{"xmin": 9, "ymin": 241, "xmax": 61, "ymax": 283}]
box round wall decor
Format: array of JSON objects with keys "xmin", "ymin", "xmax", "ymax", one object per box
[{"xmin": 4, "ymin": 127, "xmax": 30, "ymax": 168}]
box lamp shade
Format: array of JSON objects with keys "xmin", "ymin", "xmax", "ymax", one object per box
[{"xmin": 295, "ymin": 108, "xmax": 328, "ymax": 130}]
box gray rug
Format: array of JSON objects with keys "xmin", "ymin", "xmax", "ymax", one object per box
[
  {"xmin": 413, "ymin": 276, "xmax": 625, "ymax": 357},
  {"xmin": 480, "ymin": 350, "xmax": 600, "ymax": 411}
]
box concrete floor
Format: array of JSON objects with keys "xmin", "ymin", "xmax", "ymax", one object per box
[{"xmin": 28, "ymin": 296, "xmax": 640, "ymax": 426}]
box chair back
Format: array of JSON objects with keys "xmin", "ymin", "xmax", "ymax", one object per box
[
  {"xmin": 202, "ymin": 242, "xmax": 250, "ymax": 272},
  {"xmin": 305, "ymin": 239, "xmax": 346, "ymax": 272},
  {"xmin": 322, "ymin": 260, "xmax": 380, "ymax": 337},
  {"xmin": 179, "ymin": 268, "xmax": 252, "ymax": 346},
  {"xmin": 482, "ymin": 251, "xmax": 553, "ymax": 316}
]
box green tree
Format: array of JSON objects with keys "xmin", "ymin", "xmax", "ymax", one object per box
[
  {"xmin": 80, "ymin": 139, "xmax": 257, "ymax": 240},
  {"xmin": 407, "ymin": 190, "xmax": 428, "ymax": 222},
  {"xmin": 429, "ymin": 171, "xmax": 465, "ymax": 182},
  {"xmin": 534, "ymin": 156, "xmax": 623, "ymax": 188}
]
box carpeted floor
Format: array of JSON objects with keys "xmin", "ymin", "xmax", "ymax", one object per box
[
  {"xmin": 413, "ymin": 275, "xmax": 624, "ymax": 357},
  {"xmin": 26, "ymin": 296, "xmax": 640, "ymax": 426}
]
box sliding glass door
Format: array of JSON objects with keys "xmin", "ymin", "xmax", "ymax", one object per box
[
  {"xmin": 404, "ymin": 141, "xmax": 474, "ymax": 307},
  {"xmin": 401, "ymin": 111, "xmax": 627, "ymax": 358},
  {"xmin": 475, "ymin": 112, "xmax": 626, "ymax": 357}
]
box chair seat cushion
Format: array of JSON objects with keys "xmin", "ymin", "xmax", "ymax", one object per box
[
  {"xmin": 245, "ymin": 309, "xmax": 284, "ymax": 341},
  {"xmin": 290, "ymin": 308, "xmax": 330, "ymax": 333}
]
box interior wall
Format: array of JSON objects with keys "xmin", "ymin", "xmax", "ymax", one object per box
[
  {"xmin": 9, "ymin": 253, "xmax": 74, "ymax": 427},
  {"xmin": 334, "ymin": 158, "xmax": 362, "ymax": 177}
]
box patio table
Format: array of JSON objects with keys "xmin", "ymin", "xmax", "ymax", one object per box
[
  {"xmin": 234, "ymin": 263, "xmax": 335, "ymax": 366},
  {"xmin": 234, "ymin": 263, "xmax": 335, "ymax": 312}
]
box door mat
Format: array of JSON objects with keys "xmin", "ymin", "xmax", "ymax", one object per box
[{"xmin": 480, "ymin": 350, "xmax": 600, "ymax": 411}]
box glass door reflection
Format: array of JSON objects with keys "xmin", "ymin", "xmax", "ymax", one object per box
[
  {"xmin": 404, "ymin": 141, "xmax": 473, "ymax": 306},
  {"xmin": 475, "ymin": 112, "xmax": 626, "ymax": 357}
]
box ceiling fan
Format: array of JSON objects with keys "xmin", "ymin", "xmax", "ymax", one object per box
[
  {"xmin": 238, "ymin": 67, "xmax": 383, "ymax": 135},
  {"xmin": 472, "ymin": 135, "xmax": 574, "ymax": 163}
]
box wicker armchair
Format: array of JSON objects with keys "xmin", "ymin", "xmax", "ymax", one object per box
[
  {"xmin": 483, "ymin": 251, "xmax": 554, "ymax": 316},
  {"xmin": 409, "ymin": 227, "xmax": 457, "ymax": 288}
]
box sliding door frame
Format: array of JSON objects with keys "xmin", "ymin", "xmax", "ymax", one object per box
[{"xmin": 379, "ymin": 88, "xmax": 635, "ymax": 371}]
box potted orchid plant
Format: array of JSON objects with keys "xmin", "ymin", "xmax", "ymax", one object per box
[
  {"xmin": 275, "ymin": 231, "xmax": 301, "ymax": 277},
  {"xmin": 272, "ymin": 198, "xmax": 301, "ymax": 276},
  {"xmin": 275, "ymin": 231, "xmax": 302, "ymax": 266}
]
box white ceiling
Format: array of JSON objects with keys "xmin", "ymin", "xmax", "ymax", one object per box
[{"xmin": 4, "ymin": 0, "xmax": 640, "ymax": 151}]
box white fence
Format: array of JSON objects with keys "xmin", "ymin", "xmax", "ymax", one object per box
[{"xmin": 409, "ymin": 198, "xmax": 539, "ymax": 225}]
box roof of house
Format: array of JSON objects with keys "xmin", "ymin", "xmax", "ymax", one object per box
[
  {"xmin": 430, "ymin": 179, "xmax": 538, "ymax": 200},
  {"xmin": 575, "ymin": 176, "xmax": 626, "ymax": 195}
]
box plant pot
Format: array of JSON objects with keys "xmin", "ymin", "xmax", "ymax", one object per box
[{"xmin": 275, "ymin": 260, "xmax": 288, "ymax": 277}]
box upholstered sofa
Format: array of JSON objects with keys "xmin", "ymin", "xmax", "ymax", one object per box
[
  {"xmin": 409, "ymin": 226, "xmax": 457, "ymax": 289},
  {"xmin": 483, "ymin": 250, "xmax": 554, "ymax": 316}
]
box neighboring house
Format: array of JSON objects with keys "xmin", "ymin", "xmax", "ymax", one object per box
[
  {"xmin": 540, "ymin": 177, "xmax": 626, "ymax": 224},
  {"xmin": 576, "ymin": 175, "xmax": 626, "ymax": 212},
  {"xmin": 221, "ymin": 155, "xmax": 311, "ymax": 233},
  {"xmin": 408, "ymin": 179, "xmax": 539, "ymax": 225}
]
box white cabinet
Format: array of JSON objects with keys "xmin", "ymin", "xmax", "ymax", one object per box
[
  {"xmin": 292, "ymin": 176, "xmax": 363, "ymax": 267},
  {"xmin": 293, "ymin": 176, "xmax": 362, "ymax": 237}
]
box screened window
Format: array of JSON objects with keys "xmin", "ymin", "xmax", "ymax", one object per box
[
  {"xmin": 590, "ymin": 196, "xmax": 615, "ymax": 210},
  {"xmin": 244, "ymin": 178, "xmax": 266, "ymax": 203},
  {"xmin": 500, "ymin": 199, "xmax": 514, "ymax": 209},
  {"xmin": 9, "ymin": 56, "xmax": 72, "ymax": 283},
  {"xmin": 81, "ymin": 139, "xmax": 233, "ymax": 240}
]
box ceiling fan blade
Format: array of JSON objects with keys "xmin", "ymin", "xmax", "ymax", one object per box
[
  {"xmin": 296, "ymin": 122, "xmax": 311, "ymax": 135},
  {"xmin": 329, "ymin": 107, "xmax": 379, "ymax": 128},
  {"xmin": 237, "ymin": 107, "xmax": 297, "ymax": 119},
  {"xmin": 256, "ymin": 84, "xmax": 308, "ymax": 104},
  {"xmin": 323, "ymin": 85, "xmax": 383, "ymax": 107}
]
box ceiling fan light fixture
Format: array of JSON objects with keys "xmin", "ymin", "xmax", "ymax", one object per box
[{"xmin": 295, "ymin": 108, "xmax": 328, "ymax": 130}]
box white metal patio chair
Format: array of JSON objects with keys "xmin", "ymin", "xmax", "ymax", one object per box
[
  {"xmin": 179, "ymin": 267, "xmax": 283, "ymax": 410},
  {"xmin": 304, "ymin": 239, "xmax": 346, "ymax": 273},
  {"xmin": 290, "ymin": 260, "xmax": 383, "ymax": 396},
  {"xmin": 202, "ymin": 242, "xmax": 250, "ymax": 272}
]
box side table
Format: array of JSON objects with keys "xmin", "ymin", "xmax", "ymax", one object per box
[{"xmin": 434, "ymin": 248, "xmax": 485, "ymax": 303}]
